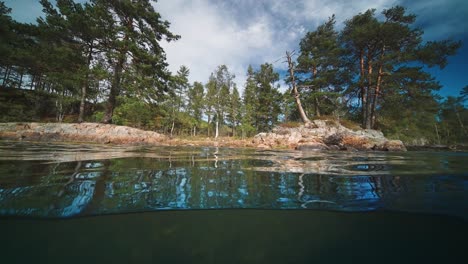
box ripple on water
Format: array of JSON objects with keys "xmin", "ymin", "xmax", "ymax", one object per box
[{"xmin": 0, "ymin": 142, "xmax": 467, "ymax": 219}]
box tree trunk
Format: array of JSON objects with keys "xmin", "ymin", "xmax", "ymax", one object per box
[
  {"xmin": 56, "ymin": 100, "xmax": 64, "ymax": 122},
  {"xmin": 102, "ymin": 55, "xmax": 124, "ymax": 124},
  {"xmin": 79, "ymin": 45, "xmax": 94, "ymax": 123},
  {"xmin": 1, "ymin": 66, "xmax": 9, "ymax": 86},
  {"xmin": 454, "ymin": 108, "xmax": 467, "ymax": 135},
  {"xmin": 170, "ymin": 121, "xmax": 175, "ymax": 137},
  {"xmin": 78, "ymin": 82, "xmax": 87, "ymax": 123},
  {"xmin": 103, "ymin": 13, "xmax": 133, "ymax": 124},
  {"xmin": 364, "ymin": 51, "xmax": 373, "ymax": 129},
  {"xmin": 312, "ymin": 66, "xmax": 321, "ymax": 117},
  {"xmin": 30, "ymin": 74, "xmax": 35, "ymax": 90},
  {"xmin": 3, "ymin": 66, "xmax": 11, "ymax": 87},
  {"xmin": 286, "ymin": 51, "xmax": 311, "ymax": 124},
  {"xmin": 42, "ymin": 77, "xmax": 47, "ymax": 91},
  {"xmin": 314, "ymin": 96, "xmax": 321, "ymax": 117},
  {"xmin": 232, "ymin": 121, "xmax": 236, "ymax": 137},
  {"xmin": 18, "ymin": 69, "xmax": 23, "ymax": 89},
  {"xmin": 371, "ymin": 64, "xmax": 383, "ymax": 128},
  {"xmin": 434, "ymin": 123, "xmax": 441, "ymax": 144},
  {"xmin": 359, "ymin": 49, "xmax": 369, "ymax": 128},
  {"xmin": 215, "ymin": 118, "xmax": 219, "ymax": 139},
  {"xmin": 371, "ymin": 47, "xmax": 386, "ymax": 128},
  {"xmin": 207, "ymin": 114, "xmax": 211, "ymax": 137},
  {"xmin": 359, "ymin": 50, "xmax": 366, "ymax": 108},
  {"xmin": 36, "ymin": 74, "xmax": 42, "ymax": 90}
]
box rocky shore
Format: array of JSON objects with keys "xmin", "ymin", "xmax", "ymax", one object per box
[
  {"xmin": 252, "ymin": 120, "xmax": 406, "ymax": 151},
  {"xmin": 0, "ymin": 121, "xmax": 406, "ymax": 151},
  {"xmin": 0, "ymin": 122, "xmax": 166, "ymax": 145}
]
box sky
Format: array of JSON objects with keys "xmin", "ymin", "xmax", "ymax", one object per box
[{"xmin": 4, "ymin": 0, "xmax": 468, "ymax": 97}]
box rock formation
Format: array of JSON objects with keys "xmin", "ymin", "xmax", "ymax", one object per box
[
  {"xmin": 252, "ymin": 120, "xmax": 406, "ymax": 151},
  {"xmin": 0, "ymin": 122, "xmax": 166, "ymax": 145},
  {"xmin": 0, "ymin": 121, "xmax": 406, "ymax": 151}
]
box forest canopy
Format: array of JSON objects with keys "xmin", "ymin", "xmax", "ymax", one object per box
[{"xmin": 0, "ymin": 1, "xmax": 466, "ymax": 145}]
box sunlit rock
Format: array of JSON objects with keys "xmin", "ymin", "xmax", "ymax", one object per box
[
  {"xmin": 0, "ymin": 122, "xmax": 166, "ymax": 145},
  {"xmin": 254, "ymin": 120, "xmax": 406, "ymax": 151}
]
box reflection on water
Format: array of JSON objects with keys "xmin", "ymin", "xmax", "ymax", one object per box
[{"xmin": 0, "ymin": 142, "xmax": 467, "ymax": 219}]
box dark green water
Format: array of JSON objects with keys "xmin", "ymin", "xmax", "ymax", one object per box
[
  {"xmin": 2, "ymin": 210, "xmax": 467, "ymax": 264},
  {"xmin": 0, "ymin": 141, "xmax": 467, "ymax": 263}
]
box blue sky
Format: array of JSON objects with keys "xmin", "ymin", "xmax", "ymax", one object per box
[{"xmin": 4, "ymin": 0, "xmax": 468, "ymax": 98}]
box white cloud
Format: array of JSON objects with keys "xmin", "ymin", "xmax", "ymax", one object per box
[
  {"xmin": 156, "ymin": 0, "xmax": 461, "ymax": 93},
  {"xmin": 157, "ymin": 0, "xmax": 281, "ymax": 92}
]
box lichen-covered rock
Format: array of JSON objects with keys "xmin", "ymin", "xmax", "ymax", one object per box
[
  {"xmin": 0, "ymin": 122, "xmax": 166, "ymax": 145},
  {"xmin": 253, "ymin": 120, "xmax": 406, "ymax": 151}
]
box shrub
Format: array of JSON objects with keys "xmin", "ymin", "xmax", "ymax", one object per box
[
  {"xmin": 113, "ymin": 97, "xmax": 153, "ymax": 129},
  {"xmin": 91, "ymin": 111, "xmax": 105, "ymax": 123}
]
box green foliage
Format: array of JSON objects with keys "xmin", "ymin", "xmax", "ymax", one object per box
[
  {"xmin": 91, "ymin": 111, "xmax": 105, "ymax": 123},
  {"xmin": 161, "ymin": 65, "xmax": 192, "ymax": 135},
  {"xmin": 297, "ymin": 15, "xmax": 347, "ymax": 118},
  {"xmin": 0, "ymin": 89, "xmax": 55, "ymax": 122},
  {"xmin": 438, "ymin": 94, "xmax": 468, "ymax": 144},
  {"xmin": 205, "ymin": 65, "xmax": 236, "ymax": 137},
  {"xmin": 113, "ymin": 97, "xmax": 153, "ymax": 129},
  {"xmin": 341, "ymin": 6, "xmax": 461, "ymax": 129},
  {"xmin": 242, "ymin": 63, "xmax": 282, "ymax": 135},
  {"xmin": 227, "ymin": 85, "xmax": 242, "ymax": 136}
]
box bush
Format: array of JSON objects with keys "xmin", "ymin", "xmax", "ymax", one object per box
[
  {"xmin": 113, "ymin": 97, "xmax": 153, "ymax": 129},
  {"xmin": 91, "ymin": 111, "xmax": 105, "ymax": 123}
]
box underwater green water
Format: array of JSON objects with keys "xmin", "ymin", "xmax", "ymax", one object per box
[
  {"xmin": 0, "ymin": 141, "xmax": 467, "ymax": 263},
  {"xmin": 1, "ymin": 210, "xmax": 467, "ymax": 264}
]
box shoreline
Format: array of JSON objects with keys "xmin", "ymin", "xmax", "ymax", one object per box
[{"xmin": 0, "ymin": 122, "xmax": 407, "ymax": 151}]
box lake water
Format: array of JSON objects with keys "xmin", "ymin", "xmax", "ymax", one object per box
[{"xmin": 0, "ymin": 141, "xmax": 467, "ymax": 263}]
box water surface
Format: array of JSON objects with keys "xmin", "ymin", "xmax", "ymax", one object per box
[{"xmin": 0, "ymin": 141, "xmax": 466, "ymax": 219}]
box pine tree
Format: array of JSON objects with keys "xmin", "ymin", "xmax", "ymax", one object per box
[
  {"xmin": 187, "ymin": 81, "xmax": 204, "ymax": 136},
  {"xmin": 297, "ymin": 15, "xmax": 346, "ymax": 118},
  {"xmin": 242, "ymin": 65, "xmax": 259, "ymax": 136},
  {"xmin": 341, "ymin": 6, "xmax": 460, "ymax": 129},
  {"xmin": 39, "ymin": 0, "xmax": 107, "ymax": 122},
  {"xmin": 227, "ymin": 85, "xmax": 241, "ymax": 136},
  {"xmin": 167, "ymin": 65, "xmax": 190, "ymax": 136},
  {"xmin": 255, "ymin": 63, "xmax": 282, "ymax": 131},
  {"xmin": 92, "ymin": 0, "xmax": 180, "ymax": 123}
]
